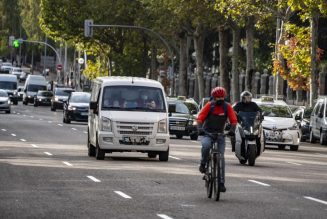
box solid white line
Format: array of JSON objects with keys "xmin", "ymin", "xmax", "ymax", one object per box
[
  {"xmin": 31, "ymin": 144, "xmax": 38, "ymax": 148},
  {"xmin": 248, "ymin": 180, "xmax": 270, "ymax": 187},
  {"xmin": 63, "ymin": 161, "xmax": 73, "ymax": 166},
  {"xmin": 286, "ymin": 162, "xmax": 302, "ymax": 166},
  {"xmin": 157, "ymin": 214, "xmax": 174, "ymax": 219},
  {"xmin": 304, "ymin": 196, "xmax": 327, "ymax": 205},
  {"xmin": 58, "ymin": 124, "xmax": 63, "ymax": 126},
  {"xmin": 114, "ymin": 191, "xmax": 132, "ymax": 199},
  {"xmin": 44, "ymin": 152, "xmax": 53, "ymax": 156},
  {"xmin": 20, "ymin": 139, "xmax": 26, "ymax": 142},
  {"xmin": 1, "ymin": 129, "xmax": 6, "ymax": 131},
  {"xmin": 71, "ymin": 128, "xmax": 77, "ymax": 131},
  {"xmin": 191, "ymin": 140, "xmax": 197, "ymax": 143},
  {"xmin": 87, "ymin": 176, "xmax": 101, "ymax": 182},
  {"xmin": 11, "ymin": 133, "xmax": 16, "ymax": 136},
  {"xmin": 169, "ymin": 155, "xmax": 181, "ymax": 160}
]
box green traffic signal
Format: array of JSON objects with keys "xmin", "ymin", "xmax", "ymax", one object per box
[{"xmin": 13, "ymin": 40, "xmax": 20, "ymax": 48}]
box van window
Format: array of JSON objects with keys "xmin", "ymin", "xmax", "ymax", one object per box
[
  {"xmin": 0, "ymin": 81, "xmax": 17, "ymax": 90},
  {"xmin": 102, "ymin": 85, "xmax": 166, "ymax": 112},
  {"xmin": 27, "ymin": 84, "xmax": 47, "ymax": 92},
  {"xmin": 319, "ymin": 103, "xmax": 325, "ymax": 116},
  {"xmin": 314, "ymin": 103, "xmax": 321, "ymax": 115}
]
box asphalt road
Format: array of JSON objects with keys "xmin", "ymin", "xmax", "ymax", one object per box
[{"xmin": 0, "ymin": 103, "xmax": 326, "ymax": 219}]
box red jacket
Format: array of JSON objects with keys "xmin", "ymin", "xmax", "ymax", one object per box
[{"xmin": 197, "ymin": 102, "xmax": 237, "ymax": 126}]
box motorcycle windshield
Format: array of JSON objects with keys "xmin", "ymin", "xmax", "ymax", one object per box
[{"xmin": 238, "ymin": 111, "xmax": 261, "ymax": 132}]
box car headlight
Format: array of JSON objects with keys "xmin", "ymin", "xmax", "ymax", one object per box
[
  {"xmin": 39, "ymin": 98, "xmax": 42, "ymax": 101},
  {"xmin": 55, "ymin": 97, "xmax": 59, "ymax": 101},
  {"xmin": 8, "ymin": 100, "xmax": 11, "ymax": 104},
  {"xmin": 68, "ymin": 106, "xmax": 76, "ymax": 111},
  {"xmin": 158, "ymin": 119, "xmax": 167, "ymax": 133},
  {"xmin": 288, "ymin": 123, "xmax": 298, "ymax": 130},
  {"xmin": 101, "ymin": 117, "xmax": 112, "ymax": 132},
  {"xmin": 188, "ymin": 119, "xmax": 194, "ymax": 126}
]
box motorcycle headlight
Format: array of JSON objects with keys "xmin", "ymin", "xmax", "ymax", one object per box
[
  {"xmin": 101, "ymin": 117, "xmax": 112, "ymax": 132},
  {"xmin": 158, "ymin": 119, "xmax": 167, "ymax": 133},
  {"xmin": 288, "ymin": 123, "xmax": 298, "ymax": 130},
  {"xmin": 68, "ymin": 106, "xmax": 76, "ymax": 111}
]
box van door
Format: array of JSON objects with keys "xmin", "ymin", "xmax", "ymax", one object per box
[
  {"xmin": 317, "ymin": 102, "xmax": 325, "ymax": 136},
  {"xmin": 312, "ymin": 102, "xmax": 322, "ymax": 136},
  {"xmin": 89, "ymin": 82, "xmax": 101, "ymax": 145}
]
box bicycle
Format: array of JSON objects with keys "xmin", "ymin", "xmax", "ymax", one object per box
[{"xmin": 202, "ymin": 131, "xmax": 225, "ymax": 201}]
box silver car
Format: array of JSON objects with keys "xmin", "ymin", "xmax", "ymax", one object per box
[{"xmin": 0, "ymin": 89, "xmax": 11, "ymax": 113}]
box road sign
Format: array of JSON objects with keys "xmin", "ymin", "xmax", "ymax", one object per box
[
  {"xmin": 57, "ymin": 64, "xmax": 62, "ymax": 70},
  {"xmin": 78, "ymin": 58, "xmax": 84, "ymax": 64},
  {"xmin": 8, "ymin": 36, "xmax": 15, "ymax": 47}
]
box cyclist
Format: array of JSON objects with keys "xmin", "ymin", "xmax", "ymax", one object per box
[
  {"xmin": 231, "ymin": 91, "xmax": 262, "ymax": 152},
  {"xmin": 197, "ymin": 87, "xmax": 237, "ymax": 192}
]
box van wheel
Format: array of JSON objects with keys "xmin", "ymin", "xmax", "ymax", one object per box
[
  {"xmin": 148, "ymin": 152, "xmax": 157, "ymax": 158},
  {"xmin": 309, "ymin": 130, "xmax": 315, "ymax": 143},
  {"xmin": 290, "ymin": 145, "xmax": 299, "ymax": 151},
  {"xmin": 159, "ymin": 149, "xmax": 169, "ymax": 161},
  {"xmin": 87, "ymin": 131, "xmax": 96, "ymax": 157},
  {"xmin": 320, "ymin": 132, "xmax": 327, "ymax": 145},
  {"xmin": 95, "ymin": 138, "xmax": 105, "ymax": 160}
]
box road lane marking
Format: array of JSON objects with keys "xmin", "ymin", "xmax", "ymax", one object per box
[
  {"xmin": 114, "ymin": 191, "xmax": 132, "ymax": 199},
  {"xmin": 286, "ymin": 162, "xmax": 302, "ymax": 166},
  {"xmin": 13, "ymin": 111, "xmax": 16, "ymax": 113},
  {"xmin": 30, "ymin": 116, "xmax": 34, "ymax": 118},
  {"xmin": 83, "ymin": 131, "xmax": 87, "ymax": 134},
  {"xmin": 58, "ymin": 124, "xmax": 63, "ymax": 126},
  {"xmin": 304, "ymin": 196, "xmax": 327, "ymax": 205},
  {"xmin": 169, "ymin": 155, "xmax": 181, "ymax": 160},
  {"xmin": 157, "ymin": 214, "xmax": 173, "ymax": 219},
  {"xmin": 87, "ymin": 176, "xmax": 101, "ymax": 182},
  {"xmin": 191, "ymin": 141, "xmax": 197, "ymax": 143},
  {"xmin": 248, "ymin": 180, "xmax": 270, "ymax": 187},
  {"xmin": 39, "ymin": 118, "xmax": 43, "ymax": 120},
  {"xmin": 1, "ymin": 129, "xmax": 6, "ymax": 131},
  {"xmin": 17, "ymin": 113, "xmax": 20, "ymax": 115},
  {"xmin": 20, "ymin": 139, "xmax": 26, "ymax": 142},
  {"xmin": 48, "ymin": 121, "xmax": 52, "ymax": 123},
  {"xmin": 63, "ymin": 161, "xmax": 73, "ymax": 166},
  {"xmin": 71, "ymin": 128, "xmax": 77, "ymax": 131},
  {"xmin": 11, "ymin": 133, "xmax": 16, "ymax": 136},
  {"xmin": 44, "ymin": 152, "xmax": 53, "ymax": 156},
  {"xmin": 31, "ymin": 144, "xmax": 38, "ymax": 148},
  {"xmin": 23, "ymin": 115, "xmax": 26, "ymax": 117},
  {"xmin": 315, "ymin": 153, "xmax": 324, "ymax": 156}
]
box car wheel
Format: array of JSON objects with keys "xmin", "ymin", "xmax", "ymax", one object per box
[
  {"xmin": 23, "ymin": 99, "xmax": 27, "ymax": 105},
  {"xmin": 5, "ymin": 110, "xmax": 10, "ymax": 114},
  {"xmin": 290, "ymin": 145, "xmax": 299, "ymax": 151},
  {"xmin": 300, "ymin": 135, "xmax": 306, "ymax": 142},
  {"xmin": 95, "ymin": 137, "xmax": 105, "ymax": 160},
  {"xmin": 278, "ymin": 145, "xmax": 285, "ymax": 150},
  {"xmin": 13, "ymin": 101, "xmax": 18, "ymax": 105},
  {"xmin": 148, "ymin": 152, "xmax": 157, "ymax": 158},
  {"xmin": 159, "ymin": 149, "xmax": 169, "ymax": 161},
  {"xmin": 190, "ymin": 133, "xmax": 198, "ymax": 140},
  {"xmin": 34, "ymin": 102, "xmax": 38, "ymax": 107},
  {"xmin": 51, "ymin": 105, "xmax": 56, "ymax": 111},
  {"xmin": 309, "ymin": 130, "xmax": 315, "ymax": 143},
  {"xmin": 176, "ymin": 134, "xmax": 183, "ymax": 139},
  {"xmin": 320, "ymin": 132, "xmax": 327, "ymax": 145},
  {"xmin": 87, "ymin": 130, "xmax": 96, "ymax": 157}
]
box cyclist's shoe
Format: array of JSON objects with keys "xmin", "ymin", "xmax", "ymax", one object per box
[
  {"xmin": 220, "ymin": 183, "xmax": 226, "ymax": 192},
  {"xmin": 199, "ymin": 164, "xmax": 206, "ymax": 173}
]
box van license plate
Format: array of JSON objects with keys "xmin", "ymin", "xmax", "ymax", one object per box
[
  {"xmin": 170, "ymin": 126, "xmax": 185, "ymax": 131},
  {"xmin": 122, "ymin": 136, "xmax": 148, "ymax": 144}
]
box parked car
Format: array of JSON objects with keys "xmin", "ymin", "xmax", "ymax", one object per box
[
  {"xmin": 167, "ymin": 98, "xmax": 198, "ymax": 140},
  {"xmin": 0, "ymin": 62, "xmax": 13, "ymax": 73},
  {"xmin": 51, "ymin": 87, "xmax": 75, "ymax": 111},
  {"xmin": 63, "ymin": 92, "xmax": 91, "ymax": 123},
  {"xmin": 253, "ymin": 96, "xmax": 300, "ymax": 151},
  {"xmin": 10, "ymin": 67, "xmax": 23, "ymax": 79},
  {"xmin": 0, "ymin": 89, "xmax": 11, "ymax": 113},
  {"xmin": 19, "ymin": 71, "xmax": 30, "ymax": 82},
  {"xmin": 293, "ymin": 107, "xmax": 313, "ymax": 142},
  {"xmin": 309, "ymin": 97, "xmax": 327, "ymax": 145},
  {"xmin": 34, "ymin": 90, "xmax": 53, "ymax": 107}
]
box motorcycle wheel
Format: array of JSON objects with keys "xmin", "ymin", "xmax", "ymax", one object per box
[{"xmin": 248, "ymin": 145, "xmax": 256, "ymax": 166}]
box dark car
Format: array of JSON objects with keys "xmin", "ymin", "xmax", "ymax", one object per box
[
  {"xmin": 51, "ymin": 87, "xmax": 74, "ymax": 111},
  {"xmin": 293, "ymin": 106, "xmax": 313, "ymax": 142},
  {"xmin": 63, "ymin": 92, "xmax": 91, "ymax": 123},
  {"xmin": 34, "ymin": 90, "xmax": 53, "ymax": 107},
  {"xmin": 168, "ymin": 99, "xmax": 198, "ymax": 140}
]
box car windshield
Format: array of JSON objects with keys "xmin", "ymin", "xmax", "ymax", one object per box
[
  {"xmin": 102, "ymin": 85, "xmax": 166, "ymax": 112},
  {"xmin": 56, "ymin": 89, "xmax": 74, "ymax": 96},
  {"xmin": 0, "ymin": 90, "xmax": 8, "ymax": 97},
  {"xmin": 259, "ymin": 104, "xmax": 292, "ymax": 118},
  {"xmin": 304, "ymin": 107, "xmax": 313, "ymax": 118},
  {"xmin": 169, "ymin": 101, "xmax": 190, "ymax": 114},
  {"xmin": 12, "ymin": 69, "xmax": 22, "ymax": 72},
  {"xmin": 38, "ymin": 91, "xmax": 53, "ymax": 97},
  {"xmin": 70, "ymin": 93, "xmax": 91, "ymax": 103},
  {"xmin": 184, "ymin": 102, "xmax": 198, "ymax": 114},
  {"xmin": 28, "ymin": 84, "xmax": 46, "ymax": 92},
  {"xmin": 0, "ymin": 81, "xmax": 17, "ymax": 90}
]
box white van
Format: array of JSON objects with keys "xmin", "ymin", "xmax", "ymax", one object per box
[
  {"xmin": 0, "ymin": 74, "xmax": 18, "ymax": 105},
  {"xmin": 88, "ymin": 76, "xmax": 170, "ymax": 161},
  {"xmin": 23, "ymin": 75, "xmax": 47, "ymax": 105}
]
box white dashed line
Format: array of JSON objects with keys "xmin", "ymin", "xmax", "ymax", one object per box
[
  {"xmin": 13, "ymin": 111, "xmax": 16, "ymax": 113},
  {"xmin": 11, "ymin": 133, "xmax": 16, "ymax": 136},
  {"xmin": 248, "ymin": 180, "xmax": 270, "ymax": 187},
  {"xmin": 315, "ymin": 153, "xmax": 324, "ymax": 156},
  {"xmin": 48, "ymin": 121, "xmax": 52, "ymax": 123},
  {"xmin": 114, "ymin": 191, "xmax": 132, "ymax": 199},
  {"xmin": 30, "ymin": 116, "xmax": 34, "ymax": 118},
  {"xmin": 63, "ymin": 161, "xmax": 73, "ymax": 166},
  {"xmin": 169, "ymin": 155, "xmax": 181, "ymax": 160},
  {"xmin": 286, "ymin": 162, "xmax": 302, "ymax": 166},
  {"xmin": 83, "ymin": 131, "xmax": 87, "ymax": 134},
  {"xmin": 157, "ymin": 214, "xmax": 174, "ymax": 219},
  {"xmin": 17, "ymin": 113, "xmax": 20, "ymax": 115},
  {"xmin": 31, "ymin": 144, "xmax": 38, "ymax": 148},
  {"xmin": 1, "ymin": 129, "xmax": 6, "ymax": 131},
  {"xmin": 87, "ymin": 176, "xmax": 101, "ymax": 182},
  {"xmin": 23, "ymin": 115, "xmax": 26, "ymax": 117},
  {"xmin": 71, "ymin": 128, "xmax": 77, "ymax": 131},
  {"xmin": 44, "ymin": 152, "xmax": 53, "ymax": 156},
  {"xmin": 191, "ymin": 141, "xmax": 197, "ymax": 143},
  {"xmin": 58, "ymin": 124, "xmax": 63, "ymax": 126},
  {"xmin": 20, "ymin": 139, "xmax": 26, "ymax": 142},
  {"xmin": 304, "ymin": 196, "xmax": 327, "ymax": 205}
]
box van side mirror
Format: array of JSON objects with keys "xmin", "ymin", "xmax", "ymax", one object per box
[
  {"xmin": 295, "ymin": 114, "xmax": 301, "ymax": 121},
  {"xmin": 191, "ymin": 110, "xmax": 197, "ymax": 115},
  {"xmin": 90, "ymin": 101, "xmax": 98, "ymax": 114}
]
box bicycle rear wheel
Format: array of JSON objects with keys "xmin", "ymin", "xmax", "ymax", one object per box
[
  {"xmin": 206, "ymin": 159, "xmax": 213, "ymax": 198},
  {"xmin": 213, "ymin": 154, "xmax": 220, "ymax": 201}
]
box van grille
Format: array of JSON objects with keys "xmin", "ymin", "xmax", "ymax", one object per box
[
  {"xmin": 116, "ymin": 121, "xmax": 154, "ymax": 136},
  {"xmin": 169, "ymin": 118, "xmax": 187, "ymax": 126}
]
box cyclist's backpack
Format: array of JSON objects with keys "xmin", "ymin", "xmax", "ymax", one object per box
[{"xmin": 208, "ymin": 100, "xmax": 228, "ymax": 117}]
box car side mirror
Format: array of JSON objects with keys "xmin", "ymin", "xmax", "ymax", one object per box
[
  {"xmin": 191, "ymin": 110, "xmax": 197, "ymax": 115},
  {"xmin": 90, "ymin": 101, "xmax": 98, "ymax": 114},
  {"xmin": 295, "ymin": 115, "xmax": 301, "ymax": 121}
]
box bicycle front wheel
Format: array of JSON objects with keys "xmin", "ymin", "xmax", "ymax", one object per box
[
  {"xmin": 213, "ymin": 154, "xmax": 220, "ymax": 201},
  {"xmin": 206, "ymin": 159, "xmax": 213, "ymax": 198}
]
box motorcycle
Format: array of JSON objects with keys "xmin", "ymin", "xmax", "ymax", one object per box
[{"xmin": 234, "ymin": 111, "xmax": 264, "ymax": 166}]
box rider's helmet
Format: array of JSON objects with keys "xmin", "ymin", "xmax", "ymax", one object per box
[
  {"xmin": 211, "ymin": 87, "xmax": 226, "ymax": 98},
  {"xmin": 240, "ymin": 91, "xmax": 252, "ymax": 103}
]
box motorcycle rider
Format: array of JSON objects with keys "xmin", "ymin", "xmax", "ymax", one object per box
[
  {"xmin": 197, "ymin": 87, "xmax": 238, "ymax": 192},
  {"xmin": 231, "ymin": 91, "xmax": 262, "ymax": 152}
]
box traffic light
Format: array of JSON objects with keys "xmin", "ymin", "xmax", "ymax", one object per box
[
  {"xmin": 8, "ymin": 36, "xmax": 15, "ymax": 46},
  {"xmin": 84, "ymin": 19, "xmax": 94, "ymax": 37},
  {"xmin": 13, "ymin": 39, "xmax": 20, "ymax": 48}
]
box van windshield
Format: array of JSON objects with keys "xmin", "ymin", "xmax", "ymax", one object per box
[
  {"xmin": 102, "ymin": 85, "xmax": 166, "ymax": 112},
  {"xmin": 0, "ymin": 81, "xmax": 17, "ymax": 90},
  {"xmin": 28, "ymin": 85, "xmax": 46, "ymax": 92}
]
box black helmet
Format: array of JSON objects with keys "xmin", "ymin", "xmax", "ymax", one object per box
[{"xmin": 240, "ymin": 91, "xmax": 252, "ymax": 103}]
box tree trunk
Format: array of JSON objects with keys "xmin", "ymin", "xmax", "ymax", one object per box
[
  {"xmin": 310, "ymin": 13, "xmax": 319, "ymax": 107},
  {"xmin": 275, "ymin": 17, "xmax": 285, "ymax": 98},
  {"xmin": 231, "ymin": 24, "xmax": 241, "ymax": 103},
  {"xmin": 194, "ymin": 25, "xmax": 205, "ymax": 101},
  {"xmin": 245, "ymin": 16, "xmax": 255, "ymax": 92},
  {"xmin": 150, "ymin": 46, "xmax": 157, "ymax": 80},
  {"xmin": 219, "ymin": 26, "xmax": 230, "ymax": 97},
  {"xmin": 178, "ymin": 35, "xmax": 188, "ymax": 96}
]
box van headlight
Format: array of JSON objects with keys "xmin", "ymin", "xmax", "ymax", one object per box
[
  {"xmin": 158, "ymin": 119, "xmax": 167, "ymax": 133},
  {"xmin": 101, "ymin": 117, "xmax": 112, "ymax": 132},
  {"xmin": 68, "ymin": 106, "xmax": 76, "ymax": 111},
  {"xmin": 288, "ymin": 123, "xmax": 298, "ymax": 130},
  {"xmin": 55, "ymin": 97, "xmax": 59, "ymax": 101}
]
